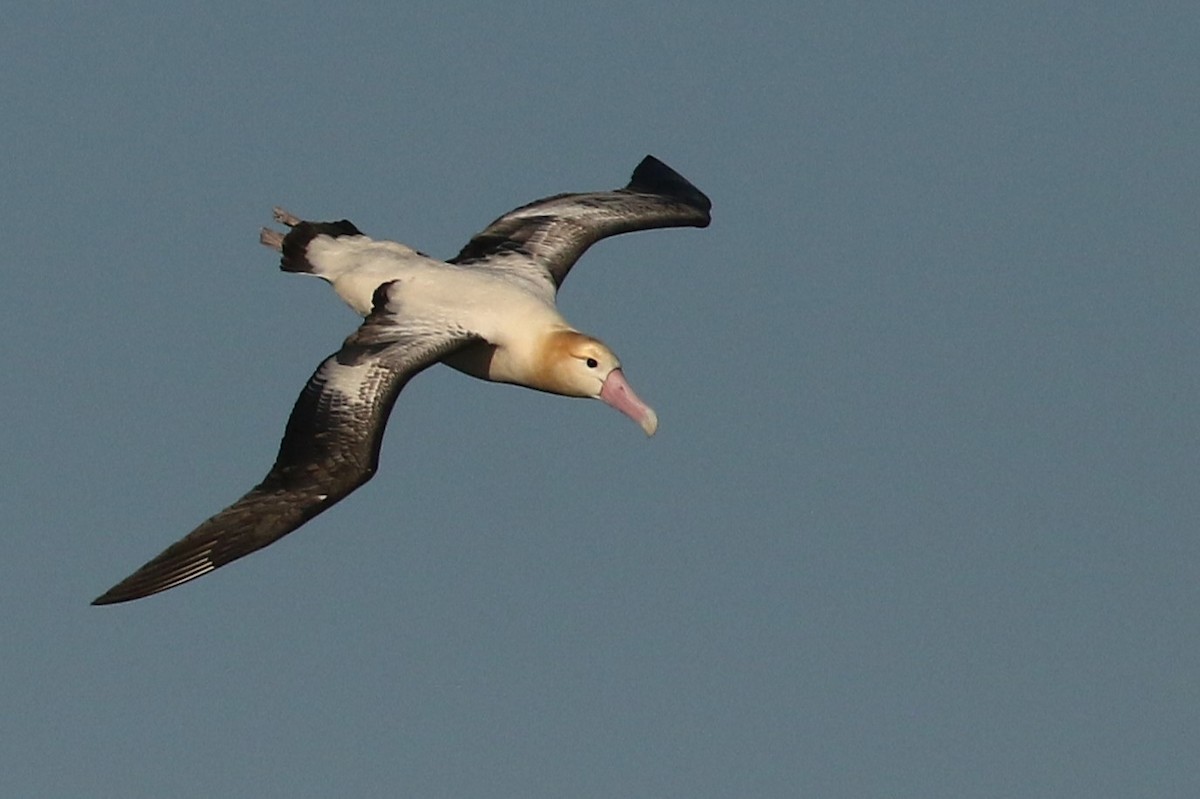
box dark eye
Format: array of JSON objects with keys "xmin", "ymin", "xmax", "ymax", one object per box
[{"xmin": 586, "ymin": 357, "xmax": 598, "ymax": 368}]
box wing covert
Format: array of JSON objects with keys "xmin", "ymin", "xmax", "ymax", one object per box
[
  {"xmin": 449, "ymin": 155, "xmax": 711, "ymax": 291},
  {"xmin": 93, "ymin": 292, "xmax": 473, "ymax": 604}
]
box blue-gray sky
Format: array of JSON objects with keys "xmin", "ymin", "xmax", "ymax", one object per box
[{"xmin": 3, "ymin": 3, "xmax": 1197, "ymax": 797}]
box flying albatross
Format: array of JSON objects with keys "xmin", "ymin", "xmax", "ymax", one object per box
[{"xmin": 92, "ymin": 155, "xmax": 711, "ymax": 605}]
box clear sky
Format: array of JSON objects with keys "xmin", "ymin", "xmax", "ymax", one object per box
[{"xmin": 3, "ymin": 3, "xmax": 1197, "ymax": 797}]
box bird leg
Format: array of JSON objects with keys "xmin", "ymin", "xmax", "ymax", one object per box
[
  {"xmin": 272, "ymin": 206, "xmax": 302, "ymax": 227},
  {"xmin": 259, "ymin": 207, "xmax": 304, "ymax": 252},
  {"xmin": 259, "ymin": 227, "xmax": 285, "ymax": 252}
]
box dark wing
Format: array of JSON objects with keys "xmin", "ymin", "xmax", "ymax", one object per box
[
  {"xmin": 449, "ymin": 155, "xmax": 711, "ymax": 292},
  {"xmin": 93, "ymin": 283, "xmax": 473, "ymax": 605}
]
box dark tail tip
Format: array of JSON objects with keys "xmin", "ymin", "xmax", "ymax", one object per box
[{"xmin": 280, "ymin": 219, "xmax": 364, "ymax": 273}]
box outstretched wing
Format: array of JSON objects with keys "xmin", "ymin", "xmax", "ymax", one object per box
[
  {"xmin": 93, "ymin": 283, "xmax": 473, "ymax": 605},
  {"xmin": 449, "ymin": 155, "xmax": 711, "ymax": 293}
]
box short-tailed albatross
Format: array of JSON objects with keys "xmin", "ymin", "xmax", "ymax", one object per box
[{"xmin": 92, "ymin": 155, "xmax": 711, "ymax": 605}]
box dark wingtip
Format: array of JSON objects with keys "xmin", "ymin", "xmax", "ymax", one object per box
[
  {"xmin": 91, "ymin": 584, "xmax": 139, "ymax": 606},
  {"xmin": 279, "ymin": 219, "xmax": 364, "ymax": 273},
  {"xmin": 91, "ymin": 573, "xmax": 167, "ymax": 605},
  {"xmin": 627, "ymin": 155, "xmax": 712, "ymax": 221}
]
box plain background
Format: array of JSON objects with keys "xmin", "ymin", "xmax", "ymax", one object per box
[{"xmin": 2, "ymin": 3, "xmax": 1197, "ymax": 797}]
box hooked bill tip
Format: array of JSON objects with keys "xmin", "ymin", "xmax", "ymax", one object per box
[
  {"xmin": 640, "ymin": 408, "xmax": 659, "ymax": 437},
  {"xmin": 599, "ymin": 368, "xmax": 658, "ymax": 437}
]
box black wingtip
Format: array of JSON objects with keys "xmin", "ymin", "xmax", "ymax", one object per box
[
  {"xmin": 91, "ymin": 592, "xmax": 121, "ymax": 606},
  {"xmin": 91, "ymin": 574, "xmax": 168, "ymax": 606},
  {"xmin": 279, "ymin": 219, "xmax": 364, "ymax": 273},
  {"xmin": 627, "ymin": 155, "xmax": 712, "ymax": 219},
  {"xmin": 91, "ymin": 583, "xmax": 141, "ymax": 606}
]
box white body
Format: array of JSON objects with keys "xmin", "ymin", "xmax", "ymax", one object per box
[{"xmin": 304, "ymin": 234, "xmax": 570, "ymax": 387}]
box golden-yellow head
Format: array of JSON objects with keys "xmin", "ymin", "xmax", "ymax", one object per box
[{"xmin": 535, "ymin": 330, "xmax": 658, "ymax": 435}]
